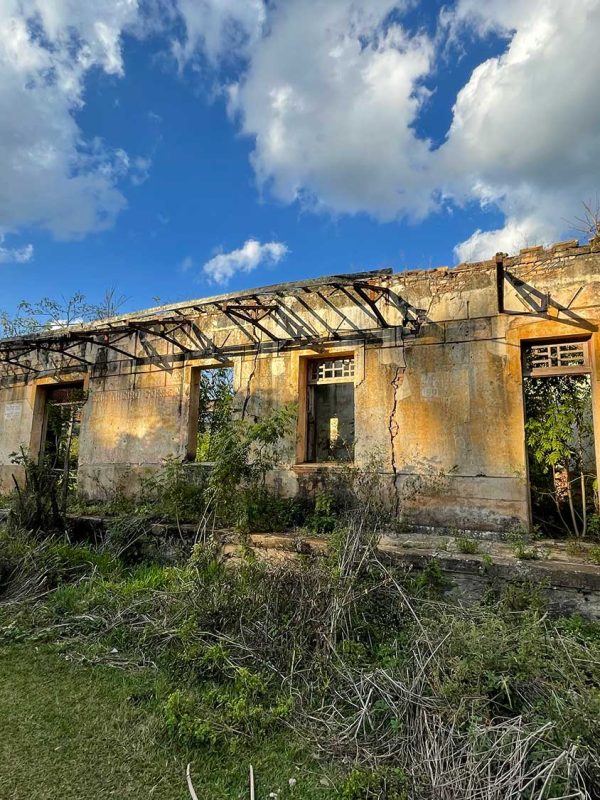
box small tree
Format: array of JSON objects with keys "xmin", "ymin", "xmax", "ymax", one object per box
[
  {"xmin": 0, "ymin": 289, "xmax": 127, "ymax": 338},
  {"xmin": 196, "ymin": 368, "xmax": 234, "ymax": 461},
  {"xmin": 7, "ymin": 448, "xmax": 64, "ymax": 534},
  {"xmin": 525, "ymin": 376, "xmax": 596, "ymax": 537},
  {"xmin": 207, "ymin": 403, "xmax": 297, "ymax": 525},
  {"xmin": 570, "ymin": 197, "xmax": 600, "ymax": 239}
]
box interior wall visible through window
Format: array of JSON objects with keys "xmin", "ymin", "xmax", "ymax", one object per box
[{"xmin": 306, "ymin": 357, "xmax": 355, "ymax": 463}]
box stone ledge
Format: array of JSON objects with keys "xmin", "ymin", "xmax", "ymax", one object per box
[
  {"xmin": 2, "ymin": 509, "xmax": 600, "ymax": 617},
  {"xmin": 240, "ymin": 531, "xmax": 600, "ymax": 619}
]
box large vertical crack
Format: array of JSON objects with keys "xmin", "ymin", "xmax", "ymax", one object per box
[
  {"xmin": 388, "ymin": 365, "xmax": 402, "ymax": 516},
  {"xmin": 241, "ymin": 348, "xmax": 259, "ymax": 420}
]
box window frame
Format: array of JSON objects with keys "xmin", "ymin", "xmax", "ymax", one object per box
[
  {"xmin": 521, "ymin": 336, "xmax": 591, "ymax": 378},
  {"xmin": 304, "ymin": 355, "xmax": 356, "ymax": 464},
  {"xmin": 186, "ymin": 363, "xmax": 234, "ymax": 463}
]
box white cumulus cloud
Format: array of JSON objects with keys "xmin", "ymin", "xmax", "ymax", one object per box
[
  {"xmin": 203, "ymin": 239, "xmax": 289, "ymax": 285},
  {"xmin": 228, "ymin": 0, "xmax": 435, "ymax": 221},
  {"xmin": 0, "ymin": 236, "xmax": 34, "ymax": 264},
  {"xmin": 0, "ymin": 0, "xmax": 140, "ymax": 240},
  {"xmin": 439, "ymin": 0, "xmax": 600, "ymax": 259},
  {"xmin": 173, "ymin": 0, "xmax": 266, "ymax": 66},
  {"xmin": 453, "ymin": 217, "xmax": 552, "ymax": 263},
  {"xmin": 183, "ymin": 0, "xmax": 600, "ymax": 261}
]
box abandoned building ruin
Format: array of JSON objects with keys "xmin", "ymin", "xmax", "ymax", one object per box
[{"xmin": 1, "ymin": 238, "xmax": 599, "ymax": 533}]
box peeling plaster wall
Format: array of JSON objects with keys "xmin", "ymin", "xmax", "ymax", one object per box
[
  {"xmin": 0, "ymin": 382, "xmax": 35, "ymax": 489},
  {"xmin": 77, "ymin": 367, "xmax": 187, "ymax": 495},
  {"xmin": 1, "ymin": 240, "xmax": 600, "ymax": 531}
]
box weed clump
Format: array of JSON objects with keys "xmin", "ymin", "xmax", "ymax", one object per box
[
  {"xmin": 5, "ymin": 448, "xmax": 64, "ymax": 534},
  {"xmin": 588, "ymin": 546, "xmax": 600, "ymax": 565},
  {"xmin": 454, "ymin": 535, "xmax": 480, "ymax": 555},
  {"xmin": 507, "ymin": 525, "xmax": 549, "ymax": 560}
]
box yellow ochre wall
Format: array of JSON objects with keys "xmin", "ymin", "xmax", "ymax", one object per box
[{"xmin": 1, "ymin": 240, "xmax": 599, "ymax": 532}]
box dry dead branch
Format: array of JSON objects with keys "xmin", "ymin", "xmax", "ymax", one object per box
[{"xmin": 186, "ymin": 763, "xmax": 199, "ymax": 800}]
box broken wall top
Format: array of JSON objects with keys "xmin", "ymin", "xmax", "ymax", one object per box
[{"xmin": 1, "ymin": 237, "xmax": 599, "ymax": 350}]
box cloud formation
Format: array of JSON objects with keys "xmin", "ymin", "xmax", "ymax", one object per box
[
  {"xmin": 217, "ymin": 0, "xmax": 600, "ymax": 259},
  {"xmin": 228, "ymin": 0, "xmax": 435, "ymax": 221},
  {"xmin": 203, "ymin": 239, "xmax": 288, "ymax": 285},
  {"xmin": 0, "ymin": 0, "xmax": 139, "ymax": 240},
  {"xmin": 2, "ymin": 0, "xmax": 600, "ymax": 264},
  {"xmin": 173, "ymin": 0, "xmax": 266, "ymax": 65},
  {"xmin": 441, "ymin": 0, "xmax": 600, "ymax": 259},
  {"xmin": 0, "ymin": 236, "xmax": 34, "ymax": 265}
]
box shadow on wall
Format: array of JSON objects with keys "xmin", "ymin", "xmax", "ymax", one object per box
[
  {"xmin": 60, "ymin": 361, "xmax": 526, "ymax": 534},
  {"xmin": 76, "ymin": 384, "xmax": 297, "ymax": 501}
]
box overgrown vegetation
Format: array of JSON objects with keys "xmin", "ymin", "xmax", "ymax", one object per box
[
  {"xmin": 0, "ymin": 643, "xmax": 329, "ymax": 800},
  {"xmin": 1, "ymin": 402, "xmax": 402, "ymax": 542},
  {"xmin": 195, "ymin": 366, "xmax": 234, "ymax": 462},
  {"xmin": 3, "ymin": 400, "xmax": 304, "ymax": 532},
  {"xmin": 507, "ymin": 525, "xmax": 549, "ymax": 560},
  {"xmin": 2, "ymin": 499, "xmax": 600, "ymax": 797},
  {"xmin": 0, "ymin": 289, "xmax": 127, "ymax": 337},
  {"xmin": 525, "ymin": 375, "xmax": 599, "ymax": 538},
  {"xmin": 5, "ymin": 447, "xmax": 64, "ymax": 534},
  {"xmin": 454, "ymin": 534, "xmax": 479, "ymax": 554},
  {"xmin": 1, "ymin": 394, "xmax": 600, "ymax": 796}
]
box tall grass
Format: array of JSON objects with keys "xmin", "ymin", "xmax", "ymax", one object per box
[{"xmin": 1, "ymin": 512, "xmax": 599, "ymax": 799}]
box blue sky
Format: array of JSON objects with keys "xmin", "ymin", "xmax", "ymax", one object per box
[{"xmin": 1, "ymin": 0, "xmax": 599, "ymax": 318}]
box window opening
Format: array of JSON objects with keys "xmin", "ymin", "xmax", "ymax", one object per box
[
  {"xmin": 522, "ymin": 340, "xmax": 597, "ymax": 537},
  {"xmin": 194, "ymin": 367, "xmax": 234, "ymax": 462},
  {"xmin": 306, "ymin": 357, "xmax": 355, "ymax": 462}
]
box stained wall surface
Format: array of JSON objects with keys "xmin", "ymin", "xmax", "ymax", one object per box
[{"xmin": 1, "ymin": 239, "xmax": 599, "ymax": 531}]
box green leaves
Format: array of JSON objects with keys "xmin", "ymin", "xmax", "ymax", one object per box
[
  {"xmin": 207, "ymin": 402, "xmax": 297, "ymax": 523},
  {"xmin": 525, "ymin": 375, "xmax": 594, "ymax": 474},
  {"xmin": 524, "ymin": 374, "xmax": 597, "ymax": 537}
]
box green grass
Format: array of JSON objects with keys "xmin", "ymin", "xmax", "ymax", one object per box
[{"xmin": 0, "ymin": 643, "xmax": 333, "ymax": 800}]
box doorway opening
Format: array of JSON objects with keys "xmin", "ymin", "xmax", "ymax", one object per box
[
  {"xmin": 522, "ymin": 340, "xmax": 598, "ymax": 537},
  {"xmin": 41, "ymin": 382, "xmax": 86, "ymax": 505}
]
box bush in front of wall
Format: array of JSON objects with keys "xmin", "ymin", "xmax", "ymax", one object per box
[
  {"xmin": 6, "ymin": 447, "xmax": 64, "ymax": 534},
  {"xmin": 307, "ymin": 491, "xmax": 338, "ymax": 535},
  {"xmin": 236, "ymin": 486, "xmax": 313, "ymax": 532},
  {"xmin": 588, "ymin": 546, "xmax": 600, "ymax": 565}
]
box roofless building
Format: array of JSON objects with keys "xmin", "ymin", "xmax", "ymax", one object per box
[{"xmin": 1, "ymin": 239, "xmax": 600, "ymax": 533}]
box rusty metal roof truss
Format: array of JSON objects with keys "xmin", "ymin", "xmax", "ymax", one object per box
[{"xmin": 0, "ymin": 269, "xmax": 427, "ymax": 379}]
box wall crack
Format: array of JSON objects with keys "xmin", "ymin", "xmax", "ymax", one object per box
[
  {"xmin": 388, "ymin": 365, "xmax": 403, "ymax": 516},
  {"xmin": 241, "ymin": 348, "xmax": 260, "ymax": 420}
]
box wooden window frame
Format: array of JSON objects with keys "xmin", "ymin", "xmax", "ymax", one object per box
[
  {"xmin": 305, "ymin": 356, "xmax": 355, "ymax": 464},
  {"xmin": 522, "ymin": 337, "xmax": 591, "ymax": 378},
  {"xmin": 308, "ymin": 356, "xmax": 355, "ymax": 385},
  {"xmin": 295, "ymin": 351, "xmax": 357, "ymax": 466}
]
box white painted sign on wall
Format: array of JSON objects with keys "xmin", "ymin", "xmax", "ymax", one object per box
[{"xmin": 3, "ymin": 402, "xmax": 22, "ymax": 421}]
